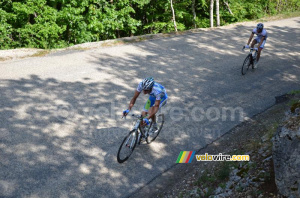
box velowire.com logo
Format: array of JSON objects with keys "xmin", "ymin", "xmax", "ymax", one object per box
[{"xmin": 176, "ymin": 151, "xmax": 250, "ymax": 163}]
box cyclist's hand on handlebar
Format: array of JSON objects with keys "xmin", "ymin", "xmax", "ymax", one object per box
[
  {"xmin": 143, "ymin": 118, "xmax": 150, "ymax": 125},
  {"xmin": 123, "ymin": 109, "xmax": 129, "ymax": 117}
]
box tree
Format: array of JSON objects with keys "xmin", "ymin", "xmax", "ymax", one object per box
[
  {"xmin": 216, "ymin": 0, "xmax": 220, "ymax": 26},
  {"xmin": 192, "ymin": 0, "xmax": 196, "ymax": 28},
  {"xmin": 223, "ymin": 0, "xmax": 234, "ymax": 15},
  {"xmin": 210, "ymin": 0, "xmax": 214, "ymax": 27},
  {"xmin": 170, "ymin": 0, "xmax": 177, "ymax": 32}
]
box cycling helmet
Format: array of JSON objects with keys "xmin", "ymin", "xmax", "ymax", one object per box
[
  {"xmin": 257, "ymin": 23, "xmax": 264, "ymax": 30},
  {"xmin": 142, "ymin": 77, "xmax": 154, "ymax": 90}
]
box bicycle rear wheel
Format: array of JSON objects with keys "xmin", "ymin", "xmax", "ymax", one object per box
[
  {"xmin": 146, "ymin": 114, "xmax": 164, "ymax": 144},
  {"xmin": 241, "ymin": 55, "xmax": 251, "ymax": 75},
  {"xmin": 117, "ymin": 130, "xmax": 138, "ymax": 163}
]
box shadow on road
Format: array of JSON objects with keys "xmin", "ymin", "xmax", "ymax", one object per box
[{"xmin": 0, "ymin": 19, "xmax": 299, "ymax": 197}]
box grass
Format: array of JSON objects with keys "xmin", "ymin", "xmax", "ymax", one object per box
[
  {"xmin": 204, "ymin": 187, "xmax": 214, "ymax": 198},
  {"xmin": 219, "ymin": 182, "xmax": 226, "ymax": 189},
  {"xmin": 217, "ymin": 162, "xmax": 231, "ymax": 181},
  {"xmin": 30, "ymin": 50, "xmax": 50, "ymax": 57},
  {"xmin": 259, "ymin": 11, "xmax": 300, "ymax": 22},
  {"xmin": 289, "ymin": 90, "xmax": 300, "ymax": 95},
  {"xmin": 194, "ymin": 172, "xmax": 217, "ymax": 186},
  {"xmin": 289, "ymin": 100, "xmax": 300, "ymax": 113},
  {"xmin": 266, "ymin": 122, "xmax": 279, "ymax": 141}
]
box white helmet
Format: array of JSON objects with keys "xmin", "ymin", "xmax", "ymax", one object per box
[
  {"xmin": 141, "ymin": 77, "xmax": 154, "ymax": 90},
  {"xmin": 257, "ymin": 23, "xmax": 264, "ymax": 30}
]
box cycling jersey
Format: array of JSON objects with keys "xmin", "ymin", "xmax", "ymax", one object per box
[
  {"xmin": 137, "ymin": 82, "xmax": 167, "ymax": 101},
  {"xmin": 252, "ymin": 28, "xmax": 267, "ymax": 49},
  {"xmin": 252, "ymin": 28, "xmax": 268, "ymax": 40}
]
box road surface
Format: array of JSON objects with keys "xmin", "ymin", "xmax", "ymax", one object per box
[{"xmin": 0, "ymin": 17, "xmax": 299, "ymax": 197}]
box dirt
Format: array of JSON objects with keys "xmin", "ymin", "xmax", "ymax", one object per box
[{"xmin": 130, "ymin": 93, "xmax": 300, "ymax": 198}]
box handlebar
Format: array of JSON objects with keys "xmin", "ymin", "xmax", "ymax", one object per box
[
  {"xmin": 243, "ymin": 46, "xmax": 258, "ymax": 52},
  {"xmin": 122, "ymin": 114, "xmax": 143, "ymax": 119}
]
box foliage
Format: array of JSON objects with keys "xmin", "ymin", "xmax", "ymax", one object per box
[{"xmin": 0, "ymin": 0, "xmax": 299, "ymax": 49}]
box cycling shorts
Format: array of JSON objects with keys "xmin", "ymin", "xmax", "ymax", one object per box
[
  {"xmin": 254, "ymin": 37, "xmax": 267, "ymax": 49},
  {"xmin": 143, "ymin": 94, "xmax": 168, "ymax": 112}
]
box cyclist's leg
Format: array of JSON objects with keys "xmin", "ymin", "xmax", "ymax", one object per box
[
  {"xmin": 142, "ymin": 96, "xmax": 156, "ymax": 119},
  {"xmin": 149, "ymin": 96, "xmax": 168, "ymax": 123},
  {"xmin": 257, "ymin": 39, "xmax": 266, "ymax": 62}
]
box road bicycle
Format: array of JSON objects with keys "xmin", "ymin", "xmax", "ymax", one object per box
[
  {"xmin": 241, "ymin": 47, "xmax": 258, "ymax": 75},
  {"xmin": 117, "ymin": 113, "xmax": 164, "ymax": 163}
]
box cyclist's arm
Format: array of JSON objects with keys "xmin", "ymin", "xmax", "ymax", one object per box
[
  {"xmin": 257, "ymin": 36, "xmax": 265, "ymax": 48},
  {"xmin": 147, "ymin": 100, "xmax": 160, "ymax": 119},
  {"xmin": 247, "ymin": 33, "xmax": 254, "ymax": 45},
  {"xmin": 128, "ymin": 91, "xmax": 140, "ymax": 110}
]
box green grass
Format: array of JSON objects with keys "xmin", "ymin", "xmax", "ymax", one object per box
[
  {"xmin": 259, "ymin": 11, "xmax": 300, "ymax": 22},
  {"xmin": 289, "ymin": 90, "xmax": 300, "ymax": 95},
  {"xmin": 219, "ymin": 182, "xmax": 226, "ymax": 189},
  {"xmin": 266, "ymin": 122, "xmax": 280, "ymax": 141},
  {"xmin": 288, "ymin": 100, "xmax": 300, "ymax": 113},
  {"xmin": 194, "ymin": 173, "xmax": 217, "ymax": 186},
  {"xmin": 204, "ymin": 187, "xmax": 214, "ymax": 198},
  {"xmin": 217, "ymin": 162, "xmax": 231, "ymax": 181}
]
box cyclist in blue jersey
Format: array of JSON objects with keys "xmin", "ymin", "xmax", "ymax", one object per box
[
  {"xmin": 245, "ymin": 23, "xmax": 268, "ymax": 68},
  {"xmin": 123, "ymin": 77, "xmax": 168, "ymax": 130}
]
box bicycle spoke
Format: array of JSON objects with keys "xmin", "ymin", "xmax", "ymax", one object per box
[
  {"xmin": 117, "ymin": 130, "xmax": 137, "ymax": 163},
  {"xmin": 241, "ymin": 55, "xmax": 251, "ymax": 75},
  {"xmin": 147, "ymin": 114, "xmax": 164, "ymax": 144}
]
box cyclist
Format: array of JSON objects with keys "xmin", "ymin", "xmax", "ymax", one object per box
[
  {"xmin": 123, "ymin": 77, "xmax": 168, "ymax": 131},
  {"xmin": 245, "ymin": 23, "xmax": 268, "ymax": 68}
]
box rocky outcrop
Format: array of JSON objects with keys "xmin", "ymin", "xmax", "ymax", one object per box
[{"xmin": 272, "ymin": 106, "xmax": 300, "ymax": 198}]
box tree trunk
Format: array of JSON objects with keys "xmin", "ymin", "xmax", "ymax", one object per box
[
  {"xmin": 216, "ymin": 0, "xmax": 220, "ymax": 26},
  {"xmin": 210, "ymin": 0, "xmax": 214, "ymax": 28},
  {"xmin": 192, "ymin": 0, "xmax": 196, "ymax": 28},
  {"xmin": 170, "ymin": 0, "xmax": 177, "ymax": 32},
  {"xmin": 223, "ymin": 1, "xmax": 234, "ymax": 15}
]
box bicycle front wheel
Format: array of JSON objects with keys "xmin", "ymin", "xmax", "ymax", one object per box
[
  {"xmin": 147, "ymin": 114, "xmax": 164, "ymax": 144},
  {"xmin": 117, "ymin": 130, "xmax": 138, "ymax": 163},
  {"xmin": 241, "ymin": 55, "xmax": 251, "ymax": 75}
]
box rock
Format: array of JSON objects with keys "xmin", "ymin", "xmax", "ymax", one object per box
[
  {"xmin": 190, "ymin": 188, "xmax": 199, "ymax": 197},
  {"xmin": 262, "ymin": 156, "xmax": 272, "ymax": 162},
  {"xmin": 203, "ymin": 187, "xmax": 209, "ymax": 194},
  {"xmin": 261, "ymin": 134, "xmax": 269, "ymax": 142},
  {"xmin": 258, "ymin": 148, "xmax": 264, "ymax": 155},
  {"xmin": 226, "ymin": 190, "xmax": 233, "ymax": 196},
  {"xmin": 226, "ymin": 181, "xmax": 234, "ymax": 189},
  {"xmin": 231, "ymin": 169, "xmax": 239, "ymax": 176},
  {"xmin": 231, "ymin": 175, "xmax": 241, "ymax": 183},
  {"xmin": 214, "ymin": 187, "xmax": 223, "ymax": 195},
  {"xmin": 273, "ymin": 123, "xmax": 300, "ymax": 198}
]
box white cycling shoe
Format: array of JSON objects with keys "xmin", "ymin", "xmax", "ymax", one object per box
[{"xmin": 253, "ymin": 61, "xmax": 259, "ymax": 69}]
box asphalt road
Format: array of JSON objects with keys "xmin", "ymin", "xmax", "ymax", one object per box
[{"xmin": 0, "ymin": 17, "xmax": 299, "ymax": 198}]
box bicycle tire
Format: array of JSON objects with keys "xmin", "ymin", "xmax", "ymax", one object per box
[
  {"xmin": 241, "ymin": 55, "xmax": 251, "ymax": 75},
  {"xmin": 146, "ymin": 114, "xmax": 164, "ymax": 144},
  {"xmin": 117, "ymin": 130, "xmax": 138, "ymax": 163}
]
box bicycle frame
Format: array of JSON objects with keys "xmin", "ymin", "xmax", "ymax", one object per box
[
  {"xmin": 129, "ymin": 114, "xmax": 150, "ymax": 143},
  {"xmin": 243, "ymin": 47, "xmax": 258, "ymax": 63}
]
